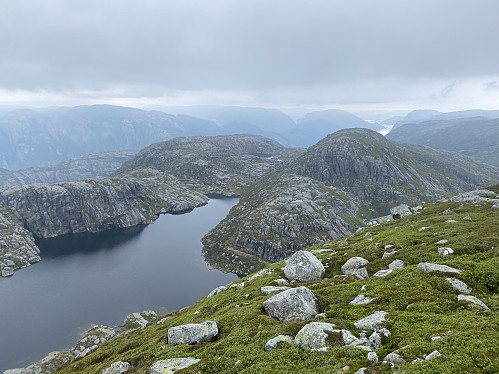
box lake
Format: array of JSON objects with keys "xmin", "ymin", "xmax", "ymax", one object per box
[{"xmin": 0, "ymin": 198, "xmax": 239, "ymax": 372}]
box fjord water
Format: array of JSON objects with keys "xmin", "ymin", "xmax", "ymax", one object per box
[{"xmin": 0, "ymin": 198, "xmax": 239, "ymax": 371}]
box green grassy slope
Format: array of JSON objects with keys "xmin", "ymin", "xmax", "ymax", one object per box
[{"xmin": 55, "ymin": 199, "xmax": 498, "ymax": 374}]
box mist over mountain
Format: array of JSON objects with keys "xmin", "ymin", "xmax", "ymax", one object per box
[{"xmin": 391, "ymin": 109, "xmax": 499, "ymax": 130}]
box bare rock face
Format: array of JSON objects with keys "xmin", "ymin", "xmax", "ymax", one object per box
[
  {"xmin": 263, "ymin": 286, "xmax": 319, "ymax": 323},
  {"xmin": 168, "ymin": 321, "xmax": 219, "ymax": 345},
  {"xmin": 284, "ymin": 250, "xmax": 325, "ymax": 282}
]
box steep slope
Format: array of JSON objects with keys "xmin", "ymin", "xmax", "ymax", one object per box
[
  {"xmin": 0, "ymin": 105, "xmax": 219, "ymax": 169},
  {"xmin": 22, "ymin": 197, "xmax": 497, "ymax": 374},
  {"xmin": 0, "ymin": 150, "xmax": 136, "ymax": 188},
  {"xmin": 386, "ymin": 117, "xmax": 499, "ymax": 167},
  {"xmin": 203, "ymin": 129, "xmax": 498, "ymax": 274},
  {"xmin": 115, "ymin": 134, "xmax": 304, "ymax": 196}
]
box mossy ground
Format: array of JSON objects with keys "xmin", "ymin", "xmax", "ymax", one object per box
[{"xmin": 55, "ymin": 201, "xmax": 498, "ymax": 374}]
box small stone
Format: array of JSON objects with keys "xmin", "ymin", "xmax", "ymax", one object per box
[
  {"xmin": 446, "ymin": 278, "xmax": 472, "ymax": 294},
  {"xmin": 338, "ymin": 241, "xmax": 348, "ymax": 246},
  {"xmin": 247, "ymin": 268, "xmax": 273, "ymax": 282},
  {"xmin": 463, "ymin": 215, "xmax": 472, "ymax": 221},
  {"xmin": 264, "ymin": 335, "xmax": 295, "ymax": 351},
  {"xmin": 354, "ymin": 368, "xmax": 367, "ymax": 374},
  {"xmin": 430, "ymin": 336, "xmax": 442, "ymax": 342},
  {"xmin": 261, "ymin": 286, "xmax": 291, "ymax": 295},
  {"xmin": 315, "ymin": 313, "xmax": 327, "ymax": 319},
  {"xmin": 438, "ymin": 247, "xmax": 454, "ymax": 255},
  {"xmin": 373, "ymin": 269, "xmax": 392, "ymax": 277},
  {"xmin": 383, "ymin": 352, "xmax": 405, "ymax": 365},
  {"xmin": 102, "ymin": 361, "xmax": 131, "ymax": 374},
  {"xmin": 418, "ymin": 226, "xmax": 429, "ymax": 232},
  {"xmin": 149, "ymin": 358, "xmax": 200, "ymax": 374},
  {"xmin": 284, "ymin": 250, "xmax": 325, "ymax": 283},
  {"xmin": 442, "ymin": 209, "xmax": 456, "ymax": 215},
  {"xmin": 382, "ymin": 250, "xmax": 398, "ymax": 259},
  {"xmin": 458, "ymin": 294, "xmax": 490, "ymax": 311},
  {"xmin": 411, "ymin": 358, "xmax": 423, "ymax": 364},
  {"xmin": 272, "ymin": 278, "xmax": 290, "ymax": 286},
  {"xmin": 445, "ymin": 219, "xmax": 457, "ymax": 223},
  {"xmin": 384, "ymin": 244, "xmax": 394, "ymax": 250},
  {"xmin": 369, "ymin": 331, "xmax": 382, "ymax": 350},
  {"xmin": 417, "ymin": 263, "xmax": 462, "ymax": 274},
  {"xmin": 229, "ymin": 282, "xmax": 245, "ymax": 290},
  {"xmin": 425, "ymin": 350, "xmax": 442, "ymax": 361},
  {"xmin": 354, "ymin": 311, "xmax": 388, "ymax": 331},
  {"xmin": 349, "ymin": 294, "xmax": 376, "ymax": 305},
  {"xmin": 360, "ymin": 285, "xmax": 367, "ymax": 292},
  {"xmin": 378, "ymin": 328, "xmax": 391, "ymax": 337},
  {"xmin": 368, "ymin": 351, "xmax": 379, "ymax": 363},
  {"xmin": 388, "ymin": 259, "xmax": 404, "ymax": 269},
  {"xmin": 294, "ymin": 322, "xmax": 340, "ymax": 351},
  {"xmin": 436, "ymin": 239, "xmax": 448, "ymax": 245}
]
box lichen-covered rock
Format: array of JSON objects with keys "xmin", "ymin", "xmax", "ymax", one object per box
[
  {"xmin": 354, "ymin": 311, "xmax": 388, "ymax": 331},
  {"xmin": 368, "ymin": 351, "xmax": 379, "ymax": 363},
  {"xmin": 264, "ymin": 335, "xmax": 296, "ymax": 351},
  {"xmin": 417, "ymin": 263, "xmax": 462, "ymax": 274},
  {"xmin": 261, "ymin": 286, "xmax": 291, "ymax": 295},
  {"xmin": 148, "ymin": 358, "xmax": 200, "ymax": 373},
  {"xmin": 294, "ymin": 322, "xmax": 340, "ymax": 351},
  {"xmin": 102, "ymin": 361, "xmax": 132, "ymax": 374},
  {"xmin": 168, "ymin": 321, "xmax": 219, "ymax": 345},
  {"xmin": 284, "ymin": 250, "xmax": 325, "ymax": 282},
  {"xmin": 263, "ymin": 286, "xmax": 319, "ymax": 323},
  {"xmin": 383, "ymin": 352, "xmax": 406, "ymax": 365},
  {"xmin": 458, "ymin": 295, "xmax": 490, "ymax": 311},
  {"xmin": 446, "ymin": 278, "xmax": 472, "ymax": 294},
  {"xmin": 272, "ymin": 278, "xmax": 290, "ymax": 286},
  {"xmin": 424, "ymin": 350, "xmax": 442, "ymax": 361},
  {"xmin": 382, "ymin": 250, "xmax": 398, "ymax": 259},
  {"xmin": 341, "ymin": 257, "xmax": 369, "ymax": 279}
]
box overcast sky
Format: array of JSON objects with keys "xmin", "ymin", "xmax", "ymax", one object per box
[{"xmin": 1, "ymin": 0, "xmax": 498, "ymax": 113}]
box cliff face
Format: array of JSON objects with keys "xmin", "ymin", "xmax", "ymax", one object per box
[
  {"xmin": 0, "ymin": 150, "xmax": 137, "ymax": 188},
  {"xmin": 0, "ymin": 203, "xmax": 40, "ymax": 277},
  {"xmin": 202, "ymin": 129, "xmax": 498, "ymax": 274}
]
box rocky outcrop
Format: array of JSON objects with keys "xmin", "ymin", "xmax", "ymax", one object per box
[
  {"xmin": 417, "ymin": 263, "xmax": 462, "ymax": 274},
  {"xmin": 203, "ymin": 129, "xmax": 496, "ymax": 275},
  {"xmin": 0, "ymin": 151, "xmax": 136, "ymax": 189},
  {"xmin": 0, "ymin": 203, "xmax": 40, "ymax": 277}
]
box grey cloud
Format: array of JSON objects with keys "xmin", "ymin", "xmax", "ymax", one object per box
[
  {"xmin": 484, "ymin": 81, "xmax": 499, "ymax": 91},
  {"xmin": 0, "ymin": 0, "xmax": 498, "ymax": 106}
]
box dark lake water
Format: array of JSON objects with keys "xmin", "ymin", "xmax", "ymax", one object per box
[{"xmin": 0, "ymin": 198, "xmax": 239, "ymax": 372}]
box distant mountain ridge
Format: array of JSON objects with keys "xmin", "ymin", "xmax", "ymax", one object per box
[{"xmin": 387, "ymin": 116, "xmax": 499, "ymax": 167}]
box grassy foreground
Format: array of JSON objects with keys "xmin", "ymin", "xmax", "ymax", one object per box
[{"xmin": 56, "ymin": 200, "xmax": 498, "ymax": 374}]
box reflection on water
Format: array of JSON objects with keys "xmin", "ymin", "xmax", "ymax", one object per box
[
  {"xmin": 37, "ymin": 224, "xmax": 147, "ymax": 258},
  {"xmin": 0, "ymin": 198, "xmax": 238, "ymax": 372}
]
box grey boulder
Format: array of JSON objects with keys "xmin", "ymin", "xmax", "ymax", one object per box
[
  {"xmin": 294, "ymin": 322, "xmax": 340, "ymax": 351},
  {"xmin": 349, "ymin": 294, "xmax": 376, "ymax": 305},
  {"xmin": 354, "ymin": 311, "xmax": 388, "ymax": 331},
  {"xmin": 388, "ymin": 259, "xmax": 404, "ymax": 269},
  {"xmin": 458, "ymin": 295, "xmax": 490, "ymax": 311},
  {"xmin": 341, "ymin": 257, "xmax": 369, "ymax": 279},
  {"xmin": 383, "ymin": 352, "xmax": 406, "ymax": 365},
  {"xmin": 417, "ymin": 263, "xmax": 462, "ymax": 274},
  {"xmin": 168, "ymin": 321, "xmax": 218, "ymax": 345},
  {"xmin": 149, "ymin": 358, "xmax": 200, "ymax": 373},
  {"xmin": 446, "ymin": 278, "xmax": 472, "ymax": 294},
  {"xmin": 263, "ymin": 286, "xmax": 319, "ymax": 323},
  {"xmin": 261, "ymin": 286, "xmax": 291, "ymax": 295},
  {"xmin": 284, "ymin": 251, "xmax": 325, "ymax": 282}
]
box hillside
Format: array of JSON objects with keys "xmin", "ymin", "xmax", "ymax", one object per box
[
  {"xmin": 386, "ymin": 117, "xmax": 499, "ymax": 167},
  {"xmin": 15, "ymin": 195, "xmax": 498, "ymax": 374},
  {"xmin": 0, "ymin": 150, "xmax": 136, "ymax": 188},
  {"xmin": 202, "ymin": 129, "xmax": 498, "ymax": 274}
]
